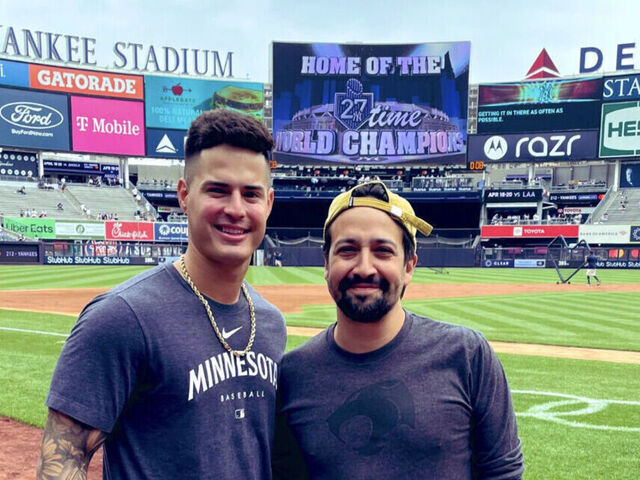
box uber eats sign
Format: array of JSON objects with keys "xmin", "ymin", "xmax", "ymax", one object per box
[
  {"xmin": 600, "ymin": 101, "xmax": 640, "ymax": 158},
  {"xmin": 4, "ymin": 217, "xmax": 55, "ymax": 239}
]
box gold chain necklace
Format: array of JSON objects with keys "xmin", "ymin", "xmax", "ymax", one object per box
[{"xmin": 179, "ymin": 256, "xmax": 256, "ymax": 357}]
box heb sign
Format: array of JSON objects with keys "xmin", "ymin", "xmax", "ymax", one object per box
[
  {"xmin": 154, "ymin": 222, "xmax": 188, "ymax": 242},
  {"xmin": 105, "ymin": 221, "xmax": 154, "ymax": 242},
  {"xmin": 481, "ymin": 225, "xmax": 579, "ymax": 239},
  {"xmin": 599, "ymin": 101, "xmax": 640, "ymax": 158}
]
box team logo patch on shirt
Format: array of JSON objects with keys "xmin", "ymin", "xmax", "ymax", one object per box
[{"xmin": 327, "ymin": 380, "xmax": 415, "ymax": 455}]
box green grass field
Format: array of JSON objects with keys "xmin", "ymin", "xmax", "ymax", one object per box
[{"xmin": 1, "ymin": 265, "xmax": 639, "ymax": 478}]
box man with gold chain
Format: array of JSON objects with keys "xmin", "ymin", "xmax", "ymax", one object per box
[{"xmin": 37, "ymin": 110, "xmax": 287, "ymax": 479}]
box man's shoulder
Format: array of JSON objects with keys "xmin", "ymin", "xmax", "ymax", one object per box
[{"xmin": 112, "ymin": 263, "xmax": 175, "ymax": 296}]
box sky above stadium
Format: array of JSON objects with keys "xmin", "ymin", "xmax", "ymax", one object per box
[{"xmin": 3, "ymin": 0, "xmax": 640, "ymax": 83}]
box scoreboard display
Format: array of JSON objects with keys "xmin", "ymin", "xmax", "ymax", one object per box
[{"xmin": 0, "ymin": 243, "xmax": 40, "ymax": 264}]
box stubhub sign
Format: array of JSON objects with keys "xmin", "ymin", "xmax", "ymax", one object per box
[{"xmin": 154, "ymin": 222, "xmax": 188, "ymax": 242}]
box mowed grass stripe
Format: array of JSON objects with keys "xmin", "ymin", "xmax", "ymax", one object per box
[
  {"xmin": 486, "ymin": 293, "xmax": 638, "ymax": 346},
  {"xmin": 0, "ymin": 266, "xmax": 151, "ymax": 290},
  {"xmin": 0, "ymin": 309, "xmax": 75, "ymax": 333},
  {"xmin": 542, "ymin": 294, "xmax": 640, "ymax": 327},
  {"xmin": 528, "ymin": 295, "xmax": 640, "ymax": 338},
  {"xmin": 479, "ymin": 296, "xmax": 623, "ymax": 343},
  {"xmin": 402, "ymin": 292, "xmax": 640, "ymax": 351},
  {"xmin": 408, "ymin": 297, "xmax": 575, "ymax": 338}
]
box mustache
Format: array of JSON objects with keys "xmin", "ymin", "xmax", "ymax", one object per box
[{"xmin": 338, "ymin": 275, "xmax": 390, "ymax": 293}]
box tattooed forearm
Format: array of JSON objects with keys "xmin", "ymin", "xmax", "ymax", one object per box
[{"xmin": 36, "ymin": 409, "xmax": 107, "ymax": 480}]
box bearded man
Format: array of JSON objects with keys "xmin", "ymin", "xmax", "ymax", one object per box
[{"xmin": 272, "ymin": 181, "xmax": 523, "ymax": 480}]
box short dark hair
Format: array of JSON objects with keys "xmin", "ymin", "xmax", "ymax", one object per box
[
  {"xmin": 323, "ymin": 218, "xmax": 415, "ymax": 262},
  {"xmin": 184, "ymin": 110, "xmax": 274, "ymax": 183},
  {"xmin": 185, "ymin": 110, "xmax": 273, "ymax": 159}
]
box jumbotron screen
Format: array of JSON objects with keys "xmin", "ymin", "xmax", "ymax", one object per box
[
  {"xmin": 272, "ymin": 41, "xmax": 470, "ymax": 165},
  {"xmin": 476, "ymin": 77, "xmax": 602, "ymax": 134}
]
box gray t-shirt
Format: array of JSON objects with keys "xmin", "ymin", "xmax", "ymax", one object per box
[
  {"xmin": 274, "ymin": 312, "xmax": 523, "ymax": 480},
  {"xmin": 47, "ymin": 263, "xmax": 287, "ymax": 479}
]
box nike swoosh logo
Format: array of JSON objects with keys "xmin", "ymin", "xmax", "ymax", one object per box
[{"xmin": 221, "ymin": 326, "xmax": 243, "ymax": 339}]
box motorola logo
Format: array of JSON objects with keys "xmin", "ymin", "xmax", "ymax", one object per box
[{"xmin": 483, "ymin": 135, "xmax": 507, "ymax": 160}]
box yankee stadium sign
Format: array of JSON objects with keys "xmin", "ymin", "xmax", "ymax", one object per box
[{"xmin": 0, "ymin": 25, "xmax": 234, "ymax": 78}]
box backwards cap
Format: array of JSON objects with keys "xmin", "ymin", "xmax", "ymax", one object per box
[{"xmin": 323, "ymin": 181, "xmax": 433, "ymax": 247}]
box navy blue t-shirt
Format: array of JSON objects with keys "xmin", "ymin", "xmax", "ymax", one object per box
[
  {"xmin": 47, "ymin": 263, "xmax": 287, "ymax": 479},
  {"xmin": 275, "ymin": 312, "xmax": 523, "ymax": 479}
]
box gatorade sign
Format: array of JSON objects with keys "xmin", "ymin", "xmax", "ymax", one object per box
[{"xmin": 599, "ymin": 101, "xmax": 640, "ymax": 158}]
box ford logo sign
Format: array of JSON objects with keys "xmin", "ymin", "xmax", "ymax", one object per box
[{"xmin": 0, "ymin": 102, "xmax": 64, "ymax": 129}]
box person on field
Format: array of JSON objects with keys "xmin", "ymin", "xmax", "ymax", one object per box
[
  {"xmin": 585, "ymin": 251, "xmax": 602, "ymax": 286},
  {"xmin": 37, "ymin": 110, "xmax": 287, "ymax": 479},
  {"xmin": 272, "ymin": 180, "xmax": 524, "ymax": 479}
]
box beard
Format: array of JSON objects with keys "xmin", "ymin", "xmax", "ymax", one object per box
[{"xmin": 333, "ymin": 275, "xmax": 395, "ymax": 323}]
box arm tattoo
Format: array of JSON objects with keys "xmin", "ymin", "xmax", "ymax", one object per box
[{"xmin": 36, "ymin": 409, "xmax": 107, "ymax": 480}]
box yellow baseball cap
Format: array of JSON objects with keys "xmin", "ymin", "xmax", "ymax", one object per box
[{"xmin": 323, "ymin": 181, "xmax": 433, "ymax": 247}]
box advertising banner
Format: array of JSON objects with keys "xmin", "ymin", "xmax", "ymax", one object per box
[
  {"xmin": 602, "ymin": 73, "xmax": 640, "ymax": 101},
  {"xmin": 469, "ymin": 130, "xmax": 598, "ymax": 163},
  {"xmin": 104, "ymin": 221, "xmax": 154, "ymax": 242},
  {"xmin": 481, "ymin": 225, "xmax": 579, "ymax": 238},
  {"xmin": 0, "ymin": 243, "xmax": 40, "ymax": 264},
  {"xmin": 562, "ymin": 207, "xmax": 595, "ymax": 215},
  {"xmin": 477, "ymin": 77, "xmax": 602, "ymax": 134},
  {"xmin": 0, "ymin": 87, "xmax": 70, "ymax": 151},
  {"xmin": 595, "ymin": 260, "xmax": 640, "ymax": 269},
  {"xmin": 631, "ymin": 226, "xmax": 640, "ymax": 243},
  {"xmin": 70, "ymin": 96, "xmax": 145, "ymax": 155},
  {"xmin": 44, "ymin": 255, "xmax": 157, "ymax": 266},
  {"xmin": 482, "ymin": 259, "xmax": 514, "ymax": 268},
  {"xmin": 145, "ymin": 128, "xmax": 186, "ymax": 158},
  {"xmin": 620, "ymin": 163, "xmax": 640, "ymax": 188},
  {"xmin": 548, "ymin": 192, "xmax": 605, "ymax": 203},
  {"xmin": 44, "ymin": 159, "xmax": 100, "ymax": 175},
  {"xmin": 0, "ymin": 150, "xmax": 38, "ymax": 178},
  {"xmin": 3, "ymin": 217, "xmax": 56, "ymax": 239},
  {"xmin": 144, "ymin": 75, "xmax": 263, "ymax": 130},
  {"xmin": 514, "ymin": 259, "xmax": 546, "ymax": 268},
  {"xmin": 272, "ymin": 41, "xmax": 470, "ymax": 165},
  {"xmin": 154, "ymin": 222, "xmax": 188, "ymax": 242},
  {"xmin": 483, "ymin": 189, "xmax": 543, "ymax": 202},
  {"xmin": 0, "ymin": 58, "xmax": 30, "ymax": 88},
  {"xmin": 29, "ymin": 64, "xmax": 144, "ymax": 100},
  {"xmin": 578, "ymin": 225, "xmax": 631, "ymax": 244},
  {"xmin": 55, "ymin": 221, "xmax": 105, "ymax": 239},
  {"xmin": 600, "ymin": 101, "xmax": 640, "ymax": 158}
]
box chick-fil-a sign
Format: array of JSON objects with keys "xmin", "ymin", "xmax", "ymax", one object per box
[
  {"xmin": 105, "ymin": 221, "xmax": 154, "ymax": 242},
  {"xmin": 71, "ymin": 96, "xmax": 145, "ymax": 155}
]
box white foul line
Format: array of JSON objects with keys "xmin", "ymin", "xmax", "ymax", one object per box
[{"xmin": 0, "ymin": 326, "xmax": 68, "ymax": 337}]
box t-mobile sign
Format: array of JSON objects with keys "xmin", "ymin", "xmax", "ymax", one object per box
[{"xmin": 71, "ymin": 96, "xmax": 145, "ymax": 155}]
